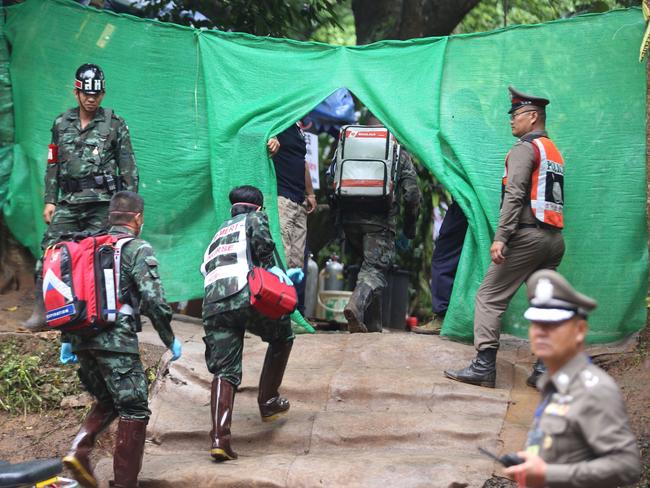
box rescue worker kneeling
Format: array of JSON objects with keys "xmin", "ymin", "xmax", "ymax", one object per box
[{"xmin": 200, "ymin": 185, "xmax": 301, "ymax": 461}]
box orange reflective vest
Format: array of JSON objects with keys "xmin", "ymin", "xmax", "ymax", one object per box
[{"xmin": 502, "ymin": 135, "xmax": 564, "ymax": 229}]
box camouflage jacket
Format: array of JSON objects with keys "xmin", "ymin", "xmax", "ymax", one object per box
[
  {"xmin": 69, "ymin": 225, "xmax": 175, "ymax": 354},
  {"xmin": 202, "ymin": 211, "xmax": 276, "ymax": 318},
  {"xmin": 339, "ymin": 150, "xmax": 421, "ymax": 232},
  {"xmin": 44, "ymin": 107, "xmax": 138, "ymax": 205}
]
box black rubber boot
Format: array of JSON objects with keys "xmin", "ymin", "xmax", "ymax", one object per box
[
  {"xmin": 443, "ymin": 349, "xmax": 497, "ymax": 388},
  {"xmin": 23, "ymin": 279, "xmax": 47, "ymax": 332},
  {"xmin": 258, "ymin": 341, "xmax": 293, "ymax": 422},
  {"xmin": 344, "ymin": 282, "xmax": 373, "ymax": 333},
  {"xmin": 364, "ymin": 294, "xmax": 383, "ymax": 333},
  {"xmin": 526, "ymin": 359, "xmax": 546, "ymax": 388}
]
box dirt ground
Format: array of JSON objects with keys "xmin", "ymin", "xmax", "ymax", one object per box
[
  {"xmin": 0, "ymin": 280, "xmax": 165, "ymax": 479},
  {"xmin": 0, "ymin": 280, "xmax": 649, "ymax": 487}
]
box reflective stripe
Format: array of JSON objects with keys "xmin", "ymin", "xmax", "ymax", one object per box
[
  {"xmin": 104, "ymin": 269, "xmax": 116, "ymax": 322},
  {"xmin": 113, "ymin": 238, "xmax": 134, "ymax": 300},
  {"xmin": 532, "ymin": 139, "xmax": 548, "ymax": 221},
  {"xmin": 43, "ymin": 268, "xmax": 73, "ymax": 302},
  {"xmin": 340, "ymin": 179, "xmax": 385, "ymax": 187}
]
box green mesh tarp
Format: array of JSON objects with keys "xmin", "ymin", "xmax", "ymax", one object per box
[{"xmin": 1, "ymin": 0, "xmax": 646, "ymax": 343}]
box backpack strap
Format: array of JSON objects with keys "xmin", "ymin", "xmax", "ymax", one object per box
[{"xmin": 113, "ymin": 236, "xmax": 134, "ymax": 302}]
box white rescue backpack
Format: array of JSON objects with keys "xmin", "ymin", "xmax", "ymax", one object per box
[{"xmin": 331, "ymin": 125, "xmax": 401, "ymax": 208}]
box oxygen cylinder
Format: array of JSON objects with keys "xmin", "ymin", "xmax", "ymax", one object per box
[
  {"xmin": 304, "ymin": 254, "xmax": 319, "ymax": 318},
  {"xmin": 323, "ymin": 255, "xmax": 345, "ymax": 291}
]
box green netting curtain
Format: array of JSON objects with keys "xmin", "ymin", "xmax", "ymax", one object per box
[{"xmin": 1, "ymin": 0, "xmax": 646, "ymax": 343}]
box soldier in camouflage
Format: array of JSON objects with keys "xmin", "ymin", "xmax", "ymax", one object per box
[
  {"xmin": 201, "ymin": 185, "xmax": 296, "ymax": 462},
  {"xmin": 61, "ymin": 191, "xmax": 181, "ymax": 488},
  {"xmin": 333, "ymin": 121, "xmax": 421, "ymax": 333},
  {"xmin": 24, "ymin": 63, "xmax": 138, "ymax": 330}
]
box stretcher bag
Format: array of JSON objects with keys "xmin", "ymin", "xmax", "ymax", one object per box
[
  {"xmin": 42, "ymin": 233, "xmax": 133, "ymax": 333},
  {"xmin": 332, "ymin": 125, "xmax": 401, "ymax": 208}
]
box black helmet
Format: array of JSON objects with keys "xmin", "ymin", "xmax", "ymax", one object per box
[{"xmin": 74, "ymin": 63, "xmax": 105, "ymax": 95}]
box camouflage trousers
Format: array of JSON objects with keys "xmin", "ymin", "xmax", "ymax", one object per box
[
  {"xmin": 42, "ymin": 201, "xmax": 109, "ymax": 250},
  {"xmin": 36, "ymin": 202, "xmax": 109, "ymax": 276},
  {"xmin": 343, "ymin": 223, "xmax": 395, "ymax": 293},
  {"xmin": 76, "ymin": 350, "xmax": 151, "ymax": 420},
  {"xmin": 203, "ymin": 306, "xmax": 294, "ymax": 387}
]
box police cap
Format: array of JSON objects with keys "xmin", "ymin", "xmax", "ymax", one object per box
[
  {"xmin": 524, "ymin": 270, "xmax": 597, "ymax": 323},
  {"xmin": 508, "ymin": 86, "xmax": 549, "ymax": 114}
]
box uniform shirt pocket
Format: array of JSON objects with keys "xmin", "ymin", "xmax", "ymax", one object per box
[
  {"xmin": 144, "ymin": 255, "xmax": 160, "ymax": 279},
  {"xmin": 111, "ymin": 366, "xmax": 148, "ymax": 407},
  {"xmin": 540, "ymin": 414, "xmax": 571, "ymax": 462}
]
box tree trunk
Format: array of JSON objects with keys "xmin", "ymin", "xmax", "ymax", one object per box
[{"xmin": 352, "ymin": 0, "xmax": 481, "ymax": 44}]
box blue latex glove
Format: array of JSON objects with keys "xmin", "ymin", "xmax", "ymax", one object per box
[
  {"xmin": 60, "ymin": 343, "xmax": 78, "ymax": 365},
  {"xmin": 286, "ymin": 267, "xmax": 304, "ymax": 284},
  {"xmin": 268, "ymin": 266, "xmax": 293, "ymax": 285},
  {"xmin": 170, "ymin": 338, "xmax": 182, "ymax": 361}
]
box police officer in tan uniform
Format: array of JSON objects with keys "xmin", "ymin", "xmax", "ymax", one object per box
[
  {"xmin": 445, "ymin": 87, "xmax": 565, "ymax": 388},
  {"xmin": 503, "ymin": 270, "xmax": 641, "ymax": 487}
]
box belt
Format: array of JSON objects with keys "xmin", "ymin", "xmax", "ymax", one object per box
[
  {"xmin": 518, "ymin": 222, "xmax": 560, "ymax": 231},
  {"xmin": 59, "ymin": 175, "xmax": 119, "ymax": 194}
]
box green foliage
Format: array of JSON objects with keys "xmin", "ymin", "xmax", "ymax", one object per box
[
  {"xmin": 310, "ymin": 0, "xmax": 356, "ymax": 45},
  {"xmin": 135, "ymin": 0, "xmax": 341, "ymax": 39},
  {"xmin": 458, "ymin": 0, "xmax": 641, "ymax": 34},
  {"xmin": 0, "ymin": 339, "xmax": 81, "ymax": 416}
]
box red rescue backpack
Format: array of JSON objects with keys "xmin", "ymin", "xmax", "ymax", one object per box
[{"xmin": 42, "ymin": 234, "xmax": 134, "ymax": 333}]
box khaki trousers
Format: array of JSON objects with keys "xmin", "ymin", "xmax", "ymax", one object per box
[
  {"xmin": 278, "ymin": 196, "xmax": 307, "ymax": 268},
  {"xmin": 474, "ymin": 227, "xmax": 565, "ymax": 351}
]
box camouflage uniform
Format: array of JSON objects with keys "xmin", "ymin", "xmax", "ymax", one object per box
[
  {"xmin": 202, "ymin": 211, "xmax": 294, "ymax": 386},
  {"xmin": 42, "ymin": 107, "xmax": 138, "ymax": 250},
  {"xmin": 340, "ymin": 150, "xmax": 421, "ymax": 331},
  {"xmin": 69, "ymin": 225, "xmax": 175, "ymax": 420}
]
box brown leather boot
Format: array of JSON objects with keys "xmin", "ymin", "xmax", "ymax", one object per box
[
  {"xmin": 63, "ymin": 402, "xmax": 117, "ymax": 488},
  {"xmin": 258, "ymin": 341, "xmax": 293, "ymax": 422},
  {"xmin": 344, "ymin": 283, "xmax": 373, "ymax": 333},
  {"xmin": 210, "ymin": 377, "xmax": 238, "ymax": 462},
  {"xmin": 111, "ymin": 417, "xmax": 147, "ymax": 488}
]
